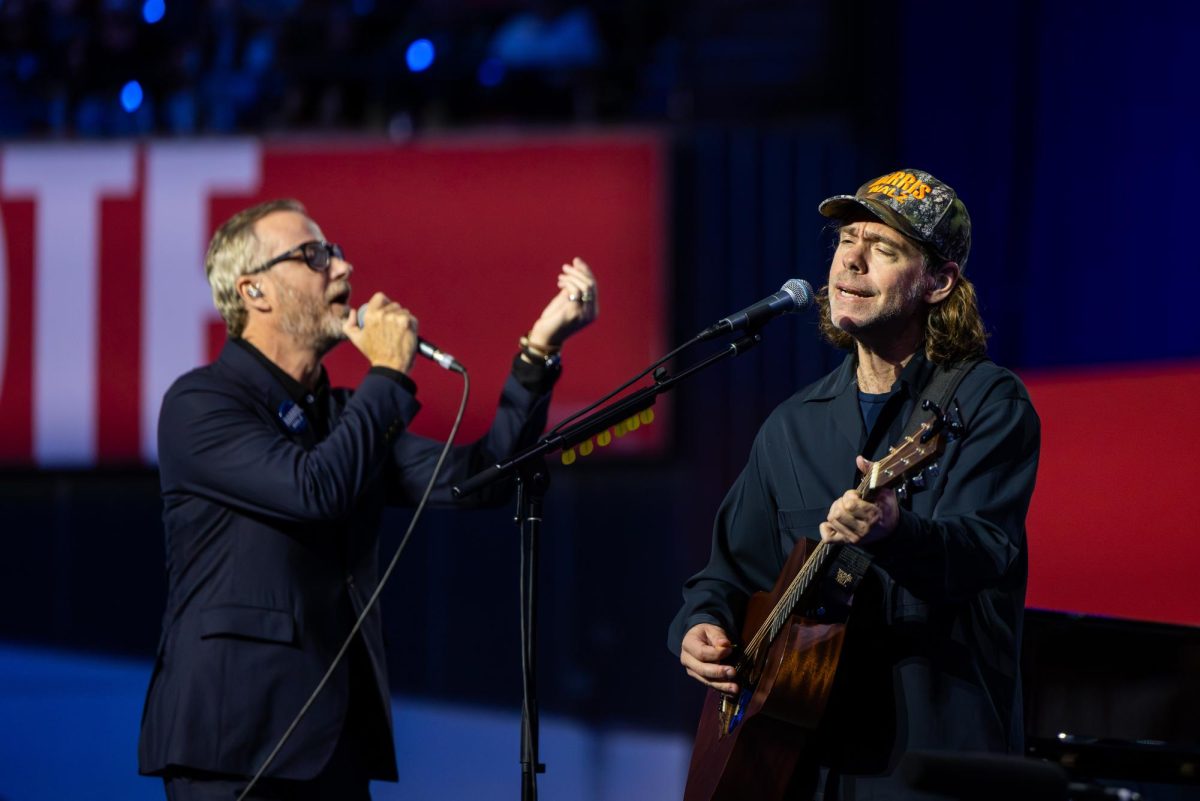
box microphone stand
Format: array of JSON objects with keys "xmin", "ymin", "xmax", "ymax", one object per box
[
  {"xmin": 514, "ymin": 456, "xmax": 548, "ymax": 801},
  {"xmin": 453, "ymin": 329, "xmax": 766, "ymax": 801}
]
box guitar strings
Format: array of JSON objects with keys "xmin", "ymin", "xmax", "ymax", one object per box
[{"xmin": 737, "ymin": 421, "xmax": 935, "ymax": 673}]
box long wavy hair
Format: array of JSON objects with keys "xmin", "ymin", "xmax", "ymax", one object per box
[{"xmin": 816, "ymin": 252, "xmax": 989, "ymax": 365}]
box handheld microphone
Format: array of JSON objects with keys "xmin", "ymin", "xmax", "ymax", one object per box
[
  {"xmin": 357, "ymin": 305, "xmax": 465, "ymax": 374},
  {"xmin": 698, "ymin": 278, "xmax": 813, "ymax": 340}
]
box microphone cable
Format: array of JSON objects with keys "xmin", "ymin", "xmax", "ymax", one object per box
[{"xmin": 237, "ymin": 367, "xmax": 471, "ymax": 800}]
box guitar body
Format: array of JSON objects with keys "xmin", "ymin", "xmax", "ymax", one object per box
[
  {"xmin": 683, "ymin": 539, "xmax": 850, "ymax": 801},
  {"xmin": 682, "ymin": 416, "xmax": 951, "ymax": 801}
]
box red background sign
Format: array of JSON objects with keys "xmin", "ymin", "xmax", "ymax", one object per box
[
  {"xmin": 211, "ymin": 136, "xmax": 668, "ymax": 446},
  {"xmin": 1023, "ymin": 360, "xmax": 1200, "ymax": 627},
  {"xmin": 0, "ymin": 135, "xmax": 667, "ymax": 466}
]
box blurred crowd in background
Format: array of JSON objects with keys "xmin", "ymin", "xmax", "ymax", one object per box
[{"xmin": 0, "ymin": 0, "xmax": 877, "ymax": 137}]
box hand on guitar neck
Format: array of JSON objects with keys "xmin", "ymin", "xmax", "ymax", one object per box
[
  {"xmin": 819, "ymin": 455, "xmax": 900, "ymax": 546},
  {"xmin": 680, "ymin": 622, "xmax": 741, "ymax": 696}
]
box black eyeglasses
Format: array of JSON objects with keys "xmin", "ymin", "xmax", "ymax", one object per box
[{"xmin": 246, "ymin": 240, "xmax": 344, "ymax": 275}]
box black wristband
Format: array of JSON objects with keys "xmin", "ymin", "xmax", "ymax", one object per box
[
  {"xmin": 368, "ymin": 366, "xmax": 418, "ymax": 397},
  {"xmin": 512, "ymin": 353, "xmax": 560, "ymax": 394}
]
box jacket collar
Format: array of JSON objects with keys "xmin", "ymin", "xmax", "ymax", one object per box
[
  {"xmin": 799, "ymin": 348, "xmax": 939, "ymax": 402},
  {"xmin": 214, "ymin": 339, "xmax": 330, "ymax": 444},
  {"xmin": 797, "ymin": 348, "xmax": 940, "ymax": 450},
  {"xmin": 227, "ymin": 337, "xmax": 330, "ymax": 405}
]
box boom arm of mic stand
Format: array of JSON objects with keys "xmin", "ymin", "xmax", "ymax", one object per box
[{"xmin": 452, "ymin": 332, "xmax": 762, "ymax": 499}]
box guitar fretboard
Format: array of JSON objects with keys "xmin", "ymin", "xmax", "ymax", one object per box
[
  {"xmin": 737, "ymin": 419, "xmax": 940, "ymax": 673},
  {"xmin": 739, "ymin": 540, "xmax": 835, "ymax": 672}
]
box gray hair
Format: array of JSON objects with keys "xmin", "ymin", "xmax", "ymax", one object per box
[{"xmin": 205, "ymin": 198, "xmax": 307, "ymax": 337}]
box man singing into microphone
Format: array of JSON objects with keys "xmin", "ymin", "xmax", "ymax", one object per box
[
  {"xmin": 138, "ymin": 199, "xmax": 597, "ymax": 799},
  {"xmin": 670, "ymin": 170, "xmax": 1040, "ymax": 799}
]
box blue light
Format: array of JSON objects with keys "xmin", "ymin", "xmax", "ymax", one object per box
[
  {"xmin": 478, "ymin": 57, "xmax": 505, "ymax": 88},
  {"xmin": 406, "ymin": 39, "xmax": 435, "ymax": 73},
  {"xmin": 120, "ymin": 80, "xmax": 144, "ymax": 113},
  {"xmin": 142, "ymin": 0, "xmax": 165, "ymax": 24}
]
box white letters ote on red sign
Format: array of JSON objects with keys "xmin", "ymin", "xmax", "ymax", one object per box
[
  {"xmin": 0, "ymin": 141, "xmax": 261, "ymax": 466},
  {"xmin": 142, "ymin": 141, "xmax": 260, "ymax": 462},
  {"xmin": 3, "ymin": 144, "xmax": 138, "ymax": 465}
]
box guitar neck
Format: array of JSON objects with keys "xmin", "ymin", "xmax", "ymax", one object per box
[
  {"xmin": 856, "ymin": 473, "xmax": 877, "ymax": 503},
  {"xmin": 738, "ymin": 417, "xmax": 946, "ymax": 670}
]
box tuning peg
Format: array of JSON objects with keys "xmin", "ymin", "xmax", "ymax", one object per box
[
  {"xmin": 910, "ymin": 471, "xmax": 926, "ymax": 489},
  {"xmin": 925, "ymin": 461, "xmax": 940, "ymax": 480},
  {"xmin": 918, "ymin": 401, "xmax": 947, "ymax": 442},
  {"xmin": 945, "ymin": 401, "xmax": 965, "ymax": 439},
  {"xmin": 896, "ymin": 482, "xmax": 910, "ymax": 501}
]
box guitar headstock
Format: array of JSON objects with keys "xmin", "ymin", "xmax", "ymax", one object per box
[
  {"xmin": 863, "ymin": 419, "xmax": 944, "ymax": 498},
  {"xmin": 861, "ymin": 400, "xmax": 964, "ymax": 501}
]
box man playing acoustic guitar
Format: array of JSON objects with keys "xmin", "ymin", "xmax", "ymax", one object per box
[{"xmin": 670, "ymin": 169, "xmax": 1040, "ymax": 800}]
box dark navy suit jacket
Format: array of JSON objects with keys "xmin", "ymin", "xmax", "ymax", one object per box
[{"xmin": 139, "ymin": 339, "xmax": 551, "ymax": 780}]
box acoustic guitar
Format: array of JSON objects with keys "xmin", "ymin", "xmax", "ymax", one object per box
[{"xmin": 683, "ymin": 409, "xmax": 955, "ymax": 801}]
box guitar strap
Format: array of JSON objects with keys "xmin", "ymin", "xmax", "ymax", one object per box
[
  {"xmin": 818, "ymin": 545, "xmax": 874, "ymax": 616},
  {"xmin": 900, "ymin": 357, "xmax": 985, "ymax": 440},
  {"xmin": 822, "ymin": 357, "xmax": 985, "ymax": 607}
]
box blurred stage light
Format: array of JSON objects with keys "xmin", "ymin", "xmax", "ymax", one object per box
[
  {"xmin": 478, "ymin": 57, "xmax": 505, "ymax": 88},
  {"xmin": 120, "ymin": 81, "xmax": 145, "ymax": 113},
  {"xmin": 406, "ymin": 39, "xmax": 435, "ymax": 73},
  {"xmin": 142, "ymin": 0, "xmax": 165, "ymax": 24}
]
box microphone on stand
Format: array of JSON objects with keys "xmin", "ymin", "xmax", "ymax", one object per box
[
  {"xmin": 698, "ymin": 279, "xmax": 814, "ymax": 340},
  {"xmin": 357, "ymin": 305, "xmax": 465, "ymax": 374}
]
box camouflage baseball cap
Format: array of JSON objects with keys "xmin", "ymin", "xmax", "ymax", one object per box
[{"xmin": 818, "ymin": 168, "xmax": 971, "ymax": 268}]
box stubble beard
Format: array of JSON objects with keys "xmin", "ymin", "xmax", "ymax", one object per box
[
  {"xmin": 831, "ymin": 273, "xmax": 930, "ymax": 342},
  {"xmin": 277, "ymin": 282, "xmax": 347, "ymax": 355}
]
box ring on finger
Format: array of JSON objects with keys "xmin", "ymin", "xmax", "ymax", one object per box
[{"xmin": 568, "ymin": 293, "xmax": 581, "ymax": 302}]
